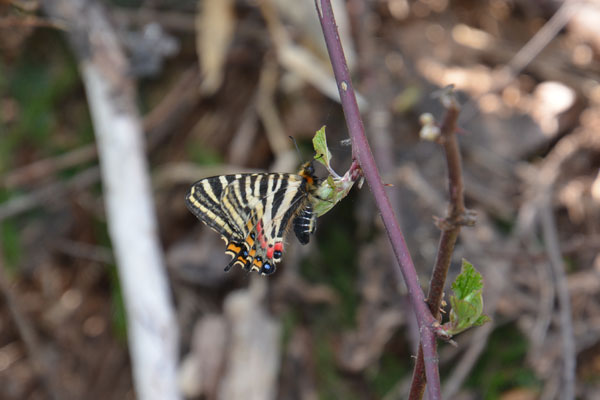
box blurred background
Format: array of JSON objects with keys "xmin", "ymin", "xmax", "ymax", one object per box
[{"xmin": 1, "ymin": 0, "xmax": 600, "ymax": 399}]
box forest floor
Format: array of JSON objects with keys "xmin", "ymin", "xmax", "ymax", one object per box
[{"xmin": 1, "ymin": 0, "xmax": 600, "ymax": 399}]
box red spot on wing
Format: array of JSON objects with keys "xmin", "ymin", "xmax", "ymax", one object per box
[
  {"xmin": 274, "ymin": 242, "xmax": 283, "ymax": 252},
  {"xmin": 266, "ymin": 246, "xmax": 274, "ymax": 259},
  {"xmin": 256, "ymin": 221, "xmax": 268, "ymax": 248}
]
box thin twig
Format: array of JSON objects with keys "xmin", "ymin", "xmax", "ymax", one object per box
[
  {"xmin": 0, "ymin": 167, "xmax": 100, "ymax": 221},
  {"xmin": 497, "ymin": 1, "xmax": 578, "ymax": 88},
  {"xmin": 315, "ymin": 1, "xmax": 442, "ymax": 398},
  {"xmin": 539, "ymin": 194, "xmax": 576, "ymax": 400},
  {"xmin": 460, "ymin": 1, "xmax": 579, "ymax": 122},
  {"xmin": 515, "ymin": 128, "xmax": 582, "ymax": 399},
  {"xmin": 408, "ymin": 92, "xmax": 468, "ymax": 399},
  {"xmin": 2, "ymin": 145, "xmax": 97, "ymax": 188}
]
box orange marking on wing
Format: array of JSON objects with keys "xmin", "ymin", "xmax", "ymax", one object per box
[{"xmin": 227, "ymin": 243, "xmax": 241, "ymax": 253}]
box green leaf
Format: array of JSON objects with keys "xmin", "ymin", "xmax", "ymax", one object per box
[
  {"xmin": 447, "ymin": 259, "xmax": 490, "ymax": 335},
  {"xmin": 309, "ymin": 126, "xmax": 356, "ymax": 217},
  {"xmin": 326, "ymin": 176, "xmax": 336, "ymax": 188},
  {"xmin": 312, "ymin": 125, "xmax": 332, "ymax": 169},
  {"xmin": 313, "ymin": 126, "xmax": 354, "ymax": 217},
  {"xmin": 312, "ymin": 173, "xmax": 356, "ymax": 217}
]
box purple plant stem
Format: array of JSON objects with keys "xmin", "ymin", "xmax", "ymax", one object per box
[
  {"xmin": 409, "ymin": 100, "xmax": 463, "ymax": 399},
  {"xmin": 315, "ymin": 1, "xmax": 441, "ymax": 399}
]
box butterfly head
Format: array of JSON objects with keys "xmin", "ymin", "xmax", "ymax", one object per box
[{"xmin": 298, "ymin": 161, "xmax": 317, "ymax": 186}]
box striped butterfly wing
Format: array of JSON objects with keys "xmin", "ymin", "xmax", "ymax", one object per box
[
  {"xmin": 221, "ymin": 173, "xmax": 311, "ymax": 275},
  {"xmin": 186, "ymin": 172, "xmax": 317, "ymax": 275},
  {"xmin": 186, "ymin": 174, "xmax": 247, "ymax": 241}
]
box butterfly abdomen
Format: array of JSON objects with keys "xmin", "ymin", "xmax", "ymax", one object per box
[{"xmin": 293, "ymin": 204, "xmax": 317, "ymax": 245}]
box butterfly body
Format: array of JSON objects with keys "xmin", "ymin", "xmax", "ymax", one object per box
[{"xmin": 186, "ymin": 162, "xmax": 319, "ymax": 275}]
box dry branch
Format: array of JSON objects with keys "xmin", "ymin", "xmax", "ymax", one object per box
[{"xmin": 40, "ymin": 0, "xmax": 180, "ymax": 399}]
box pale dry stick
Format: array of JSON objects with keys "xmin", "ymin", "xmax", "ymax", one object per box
[
  {"xmin": 227, "ymin": 102, "xmax": 259, "ymax": 165},
  {"xmin": 255, "ymin": 56, "xmax": 293, "ymax": 156},
  {"xmin": 196, "ymin": 0, "xmax": 235, "ymax": 95},
  {"xmin": 315, "ymin": 1, "xmax": 442, "ymax": 399},
  {"xmin": 260, "ymin": 0, "xmax": 367, "ymax": 109},
  {"xmin": 460, "ymin": 1, "xmax": 580, "ymax": 122},
  {"xmin": 41, "ymin": 0, "xmax": 180, "ymax": 399}
]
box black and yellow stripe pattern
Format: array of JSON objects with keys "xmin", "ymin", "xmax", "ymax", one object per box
[{"xmin": 185, "ymin": 162, "xmax": 319, "ymax": 275}]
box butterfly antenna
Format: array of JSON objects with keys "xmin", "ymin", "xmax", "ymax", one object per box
[{"xmin": 289, "ymin": 136, "xmax": 305, "ymax": 162}]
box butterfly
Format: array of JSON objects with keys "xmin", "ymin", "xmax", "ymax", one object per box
[{"xmin": 185, "ymin": 161, "xmax": 320, "ymax": 275}]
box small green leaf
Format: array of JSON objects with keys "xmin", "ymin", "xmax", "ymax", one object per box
[
  {"xmin": 447, "ymin": 259, "xmax": 490, "ymax": 335},
  {"xmin": 451, "ymin": 259, "xmax": 483, "ymax": 299},
  {"xmin": 312, "ymin": 126, "xmax": 332, "ymax": 169},
  {"xmin": 309, "ymin": 126, "xmax": 356, "ymax": 217},
  {"xmin": 474, "ymin": 315, "xmax": 492, "ymax": 326},
  {"xmin": 326, "ymin": 176, "xmax": 335, "ymax": 188},
  {"xmin": 312, "ymin": 177, "xmax": 354, "ymax": 217}
]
